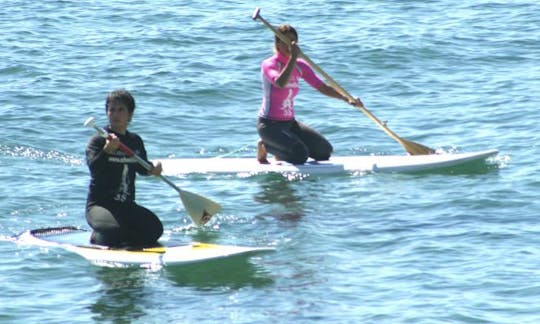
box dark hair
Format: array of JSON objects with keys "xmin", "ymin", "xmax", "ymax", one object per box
[
  {"xmin": 275, "ymin": 24, "xmax": 298, "ymax": 44},
  {"xmin": 105, "ymin": 89, "xmax": 136, "ymax": 113}
]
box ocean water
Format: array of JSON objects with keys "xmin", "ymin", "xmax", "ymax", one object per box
[{"xmin": 1, "ymin": 0, "xmax": 539, "ymax": 323}]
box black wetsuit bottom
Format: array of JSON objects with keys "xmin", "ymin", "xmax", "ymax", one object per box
[
  {"xmin": 86, "ymin": 202, "xmax": 163, "ymax": 248},
  {"xmin": 257, "ymin": 117, "xmax": 333, "ymax": 164}
]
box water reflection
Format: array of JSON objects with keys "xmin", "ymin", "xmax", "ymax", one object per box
[
  {"xmin": 164, "ymin": 256, "xmax": 274, "ymax": 289},
  {"xmin": 253, "ymin": 174, "xmax": 306, "ymax": 222},
  {"xmin": 89, "ymin": 267, "xmax": 151, "ymax": 322},
  {"xmin": 88, "ymin": 256, "xmax": 274, "ymax": 320}
]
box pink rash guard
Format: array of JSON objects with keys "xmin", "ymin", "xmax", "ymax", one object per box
[{"xmin": 258, "ymin": 52, "xmax": 324, "ymax": 121}]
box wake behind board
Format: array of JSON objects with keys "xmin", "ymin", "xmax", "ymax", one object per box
[
  {"xmin": 18, "ymin": 226, "xmax": 274, "ymax": 268},
  {"xmin": 156, "ymin": 149, "xmax": 499, "ymax": 176}
]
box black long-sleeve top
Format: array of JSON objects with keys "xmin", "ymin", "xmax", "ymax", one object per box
[{"xmin": 85, "ymin": 126, "xmax": 150, "ymax": 208}]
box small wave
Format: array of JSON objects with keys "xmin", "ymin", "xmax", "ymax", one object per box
[{"xmin": 0, "ymin": 144, "xmax": 82, "ymax": 166}]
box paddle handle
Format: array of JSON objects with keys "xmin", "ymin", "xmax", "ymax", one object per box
[
  {"xmin": 252, "ymin": 8, "xmax": 404, "ymax": 142},
  {"xmin": 83, "ymin": 117, "xmax": 183, "ymax": 194}
]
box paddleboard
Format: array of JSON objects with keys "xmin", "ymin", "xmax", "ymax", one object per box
[
  {"xmin": 17, "ymin": 226, "xmax": 274, "ymax": 268},
  {"xmin": 156, "ymin": 149, "xmax": 498, "ymax": 176}
]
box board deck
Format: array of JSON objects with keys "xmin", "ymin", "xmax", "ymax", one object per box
[
  {"xmin": 156, "ymin": 149, "xmax": 498, "ymax": 176},
  {"xmin": 18, "ymin": 226, "xmax": 274, "ymax": 268}
]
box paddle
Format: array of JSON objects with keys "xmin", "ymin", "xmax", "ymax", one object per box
[
  {"xmin": 83, "ymin": 117, "xmax": 221, "ymax": 226},
  {"xmin": 252, "ymin": 8, "xmax": 435, "ymax": 155}
]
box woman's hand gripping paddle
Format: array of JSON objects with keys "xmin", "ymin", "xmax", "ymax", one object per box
[
  {"xmin": 252, "ymin": 8, "xmax": 435, "ymax": 155},
  {"xmin": 84, "ymin": 117, "xmax": 221, "ymax": 226}
]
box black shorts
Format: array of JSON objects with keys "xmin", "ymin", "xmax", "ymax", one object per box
[
  {"xmin": 257, "ymin": 117, "xmax": 333, "ymax": 164},
  {"xmin": 86, "ymin": 202, "xmax": 163, "ymax": 247}
]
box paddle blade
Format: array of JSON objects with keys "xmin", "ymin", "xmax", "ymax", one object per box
[
  {"xmin": 178, "ymin": 190, "xmax": 222, "ymax": 226},
  {"xmin": 400, "ymin": 138, "xmax": 436, "ymax": 155}
]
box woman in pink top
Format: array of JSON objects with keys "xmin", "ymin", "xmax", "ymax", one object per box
[{"xmin": 257, "ymin": 24, "xmax": 363, "ymax": 164}]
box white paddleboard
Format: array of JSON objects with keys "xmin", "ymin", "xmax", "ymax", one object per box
[
  {"xmin": 156, "ymin": 149, "xmax": 498, "ymax": 176},
  {"xmin": 18, "ymin": 226, "xmax": 274, "ymax": 268}
]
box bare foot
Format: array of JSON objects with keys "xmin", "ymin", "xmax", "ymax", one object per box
[{"xmin": 257, "ymin": 140, "xmax": 269, "ymax": 164}]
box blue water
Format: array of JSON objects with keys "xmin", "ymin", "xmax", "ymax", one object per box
[{"xmin": 1, "ymin": 1, "xmax": 539, "ymax": 322}]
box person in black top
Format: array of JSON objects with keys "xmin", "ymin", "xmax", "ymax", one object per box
[{"xmin": 85, "ymin": 89, "xmax": 163, "ymax": 247}]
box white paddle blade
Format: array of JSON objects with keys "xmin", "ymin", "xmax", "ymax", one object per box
[{"xmin": 179, "ymin": 190, "xmax": 221, "ymax": 226}]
